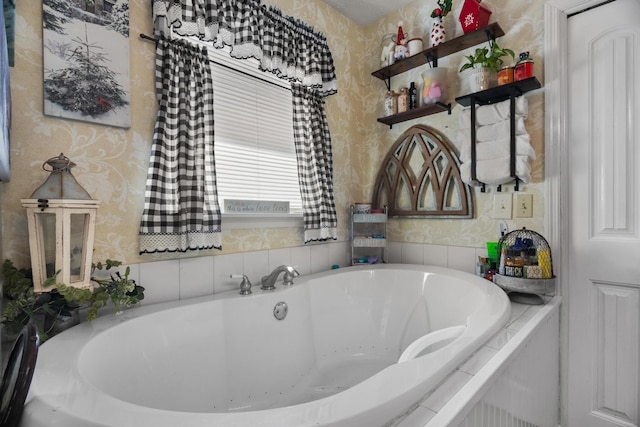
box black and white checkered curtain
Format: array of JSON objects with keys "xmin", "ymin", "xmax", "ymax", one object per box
[
  {"xmin": 149, "ymin": 0, "xmax": 338, "ymax": 244},
  {"xmin": 139, "ymin": 38, "xmax": 222, "ymax": 254},
  {"xmin": 151, "ymin": 0, "xmax": 337, "ymax": 96},
  {"xmin": 292, "ymin": 83, "xmax": 338, "ymax": 241}
]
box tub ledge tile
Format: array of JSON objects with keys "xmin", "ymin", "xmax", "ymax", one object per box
[
  {"xmin": 391, "ymin": 405, "xmax": 437, "ymax": 427},
  {"xmin": 421, "ymin": 370, "xmax": 473, "ymax": 413}
]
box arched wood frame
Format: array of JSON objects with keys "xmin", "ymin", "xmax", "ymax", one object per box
[{"xmin": 372, "ymin": 125, "xmax": 473, "ymax": 218}]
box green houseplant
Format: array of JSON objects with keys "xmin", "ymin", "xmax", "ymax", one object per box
[
  {"xmin": 1, "ymin": 258, "xmax": 145, "ymax": 341},
  {"xmin": 89, "ymin": 259, "xmax": 145, "ymax": 318},
  {"xmin": 1, "ymin": 260, "xmax": 93, "ymax": 340},
  {"xmin": 459, "ymin": 42, "xmax": 515, "ymax": 92}
]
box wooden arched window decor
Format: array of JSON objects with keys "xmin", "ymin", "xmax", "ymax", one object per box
[{"xmin": 372, "ymin": 125, "xmax": 473, "ymax": 218}]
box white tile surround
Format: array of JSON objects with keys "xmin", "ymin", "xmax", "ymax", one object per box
[
  {"xmin": 392, "ymin": 297, "xmax": 561, "ymax": 427},
  {"xmin": 131, "ymin": 241, "xmax": 491, "ymax": 305}
]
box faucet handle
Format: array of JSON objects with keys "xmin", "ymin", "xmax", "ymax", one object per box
[
  {"xmin": 231, "ymin": 274, "xmax": 252, "ymax": 295},
  {"xmin": 283, "ymin": 265, "xmax": 300, "ymax": 286}
]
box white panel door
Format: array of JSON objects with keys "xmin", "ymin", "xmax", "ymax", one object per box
[{"xmin": 567, "ymin": 0, "xmax": 640, "ymax": 426}]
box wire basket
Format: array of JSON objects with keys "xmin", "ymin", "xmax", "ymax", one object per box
[
  {"xmin": 494, "ymin": 228, "xmax": 556, "ymax": 302},
  {"xmin": 497, "ymin": 227, "xmax": 554, "ymax": 279}
]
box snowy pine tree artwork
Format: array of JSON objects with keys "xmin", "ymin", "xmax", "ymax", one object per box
[{"xmin": 43, "ymin": 0, "xmax": 130, "ymax": 128}]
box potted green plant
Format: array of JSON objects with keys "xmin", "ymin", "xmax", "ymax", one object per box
[
  {"xmin": 459, "ymin": 41, "xmax": 515, "ymax": 92},
  {"xmin": 0, "ymin": 260, "xmax": 91, "ymax": 340},
  {"xmin": 1, "ymin": 258, "xmax": 145, "ymax": 341},
  {"xmin": 89, "ymin": 260, "xmax": 145, "ymax": 318}
]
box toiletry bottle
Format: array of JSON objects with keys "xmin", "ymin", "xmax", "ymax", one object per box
[
  {"xmin": 513, "ymin": 241, "xmax": 525, "ymax": 278},
  {"xmin": 485, "ymin": 262, "xmax": 497, "ymax": 282},
  {"xmin": 513, "ymin": 251, "xmax": 524, "ymax": 277},
  {"xmin": 384, "ymin": 91, "xmax": 398, "ymax": 116},
  {"xmin": 504, "ymin": 249, "xmax": 515, "ymax": 276},
  {"xmin": 538, "ymin": 249, "xmax": 553, "ymax": 278},
  {"xmin": 397, "ymin": 87, "xmax": 409, "ymax": 113},
  {"xmin": 476, "ymin": 256, "xmax": 489, "ymax": 277},
  {"xmin": 408, "ymin": 82, "xmax": 417, "ymax": 109}
]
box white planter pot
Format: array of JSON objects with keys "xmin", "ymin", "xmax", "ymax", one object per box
[{"xmin": 469, "ymin": 66, "xmax": 494, "ymax": 92}]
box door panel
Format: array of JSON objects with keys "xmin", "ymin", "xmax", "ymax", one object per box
[{"xmin": 567, "ymin": 0, "xmax": 640, "ymax": 425}]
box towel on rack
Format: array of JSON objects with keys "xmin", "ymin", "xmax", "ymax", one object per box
[
  {"xmin": 460, "ymin": 155, "xmax": 532, "ymax": 186},
  {"xmin": 458, "ymin": 116, "xmax": 528, "ymax": 142},
  {"xmin": 459, "ymin": 96, "xmax": 528, "ymax": 126},
  {"xmin": 459, "ymin": 135, "xmax": 536, "ymax": 163},
  {"xmin": 458, "ymin": 97, "xmax": 534, "ymax": 187}
]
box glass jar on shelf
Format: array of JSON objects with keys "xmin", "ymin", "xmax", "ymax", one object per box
[
  {"xmin": 397, "ymin": 87, "xmax": 409, "ymax": 113},
  {"xmin": 383, "ymin": 91, "xmax": 398, "ymax": 116},
  {"xmin": 379, "ymin": 33, "xmax": 397, "ymax": 67}
]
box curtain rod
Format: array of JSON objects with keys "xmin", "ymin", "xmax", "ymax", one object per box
[
  {"xmin": 138, "ymin": 33, "xmax": 290, "ymax": 92},
  {"xmin": 139, "ymin": 33, "xmax": 157, "ymax": 43}
]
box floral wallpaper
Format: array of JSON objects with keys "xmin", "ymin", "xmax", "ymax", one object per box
[{"xmin": 0, "ymin": 0, "xmax": 546, "ymax": 269}]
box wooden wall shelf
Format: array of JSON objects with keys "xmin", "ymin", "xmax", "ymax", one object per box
[
  {"xmin": 376, "ymin": 102, "xmax": 451, "ymax": 127},
  {"xmin": 372, "ymin": 23, "xmax": 505, "ymax": 127},
  {"xmin": 455, "ymin": 77, "xmax": 542, "ymax": 107},
  {"xmin": 371, "ymin": 23, "xmax": 505, "ymax": 81}
]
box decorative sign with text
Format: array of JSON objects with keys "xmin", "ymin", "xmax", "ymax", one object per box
[{"xmin": 224, "ymin": 199, "xmax": 290, "ymax": 214}]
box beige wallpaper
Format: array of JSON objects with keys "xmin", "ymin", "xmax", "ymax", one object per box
[
  {"xmin": 0, "ymin": 0, "xmax": 546, "ymax": 268},
  {"xmin": 360, "ymin": 0, "xmax": 546, "ymax": 247}
]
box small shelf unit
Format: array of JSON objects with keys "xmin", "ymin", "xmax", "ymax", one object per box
[
  {"xmin": 372, "ymin": 23, "xmax": 505, "ymax": 127},
  {"xmin": 351, "ymin": 206, "xmax": 387, "ymax": 265},
  {"xmin": 455, "ymin": 77, "xmax": 542, "ymax": 107},
  {"xmin": 377, "ymin": 102, "xmax": 451, "ymax": 127}
]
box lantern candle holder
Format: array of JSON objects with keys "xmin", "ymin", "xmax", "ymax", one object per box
[{"xmin": 21, "ymin": 154, "xmax": 99, "ymax": 294}]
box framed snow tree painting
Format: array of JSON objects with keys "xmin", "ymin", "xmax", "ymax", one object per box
[{"xmin": 42, "ymin": 0, "xmax": 130, "ymax": 128}]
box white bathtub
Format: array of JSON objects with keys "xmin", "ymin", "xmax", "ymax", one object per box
[{"xmin": 21, "ymin": 264, "xmax": 510, "ymax": 427}]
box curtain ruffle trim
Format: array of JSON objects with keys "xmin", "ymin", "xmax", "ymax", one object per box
[
  {"xmin": 139, "ymin": 231, "xmax": 222, "ymax": 254},
  {"xmin": 304, "ymin": 227, "xmax": 337, "ymax": 243}
]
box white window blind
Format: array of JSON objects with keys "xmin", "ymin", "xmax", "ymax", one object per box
[{"xmin": 209, "ymin": 50, "xmax": 303, "ymax": 216}]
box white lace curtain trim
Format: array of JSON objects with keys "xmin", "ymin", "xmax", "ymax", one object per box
[{"xmin": 139, "ymin": 231, "xmax": 222, "ymax": 254}]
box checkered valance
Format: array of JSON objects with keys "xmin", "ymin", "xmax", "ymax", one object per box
[{"xmin": 152, "ymin": 0, "xmax": 337, "ymax": 97}]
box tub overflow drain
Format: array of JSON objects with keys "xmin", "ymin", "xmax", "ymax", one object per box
[{"xmin": 273, "ymin": 301, "xmax": 288, "ymax": 320}]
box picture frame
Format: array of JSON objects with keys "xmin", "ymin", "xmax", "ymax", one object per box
[{"xmin": 42, "ymin": 0, "xmax": 131, "ymax": 128}]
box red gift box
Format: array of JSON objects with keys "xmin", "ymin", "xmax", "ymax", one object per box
[{"xmin": 459, "ymin": 0, "xmax": 492, "ymax": 34}]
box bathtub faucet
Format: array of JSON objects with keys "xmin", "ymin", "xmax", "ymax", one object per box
[
  {"xmin": 261, "ymin": 265, "xmax": 300, "ymax": 290},
  {"xmin": 230, "ymin": 274, "xmax": 252, "ymax": 295}
]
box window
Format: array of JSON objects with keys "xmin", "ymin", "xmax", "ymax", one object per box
[{"xmin": 207, "ymin": 47, "xmax": 303, "ymax": 220}]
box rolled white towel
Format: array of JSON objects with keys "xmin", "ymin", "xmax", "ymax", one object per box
[
  {"xmin": 458, "ymin": 117, "xmax": 528, "ymax": 141},
  {"xmin": 460, "ymin": 155, "xmax": 532, "ymax": 187},
  {"xmin": 459, "ymin": 134, "xmax": 536, "ymax": 163},
  {"xmin": 459, "ymin": 97, "xmax": 528, "ymax": 127},
  {"xmin": 481, "ymin": 117, "xmax": 527, "ymax": 141}
]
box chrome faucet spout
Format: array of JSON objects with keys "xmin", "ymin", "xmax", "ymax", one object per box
[{"xmin": 260, "ymin": 265, "xmax": 300, "ymax": 290}]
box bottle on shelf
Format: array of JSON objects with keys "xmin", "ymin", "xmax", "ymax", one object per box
[
  {"xmin": 384, "ymin": 91, "xmax": 398, "ymax": 116},
  {"xmin": 485, "ymin": 262, "xmax": 497, "ymax": 282},
  {"xmin": 397, "ymin": 87, "xmax": 409, "ymax": 113},
  {"xmin": 408, "ymin": 82, "xmax": 418, "ymax": 109}
]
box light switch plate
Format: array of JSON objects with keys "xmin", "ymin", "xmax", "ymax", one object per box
[
  {"xmin": 493, "ymin": 194, "xmax": 512, "ymax": 219},
  {"xmin": 515, "ymin": 194, "xmax": 533, "ymax": 218}
]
